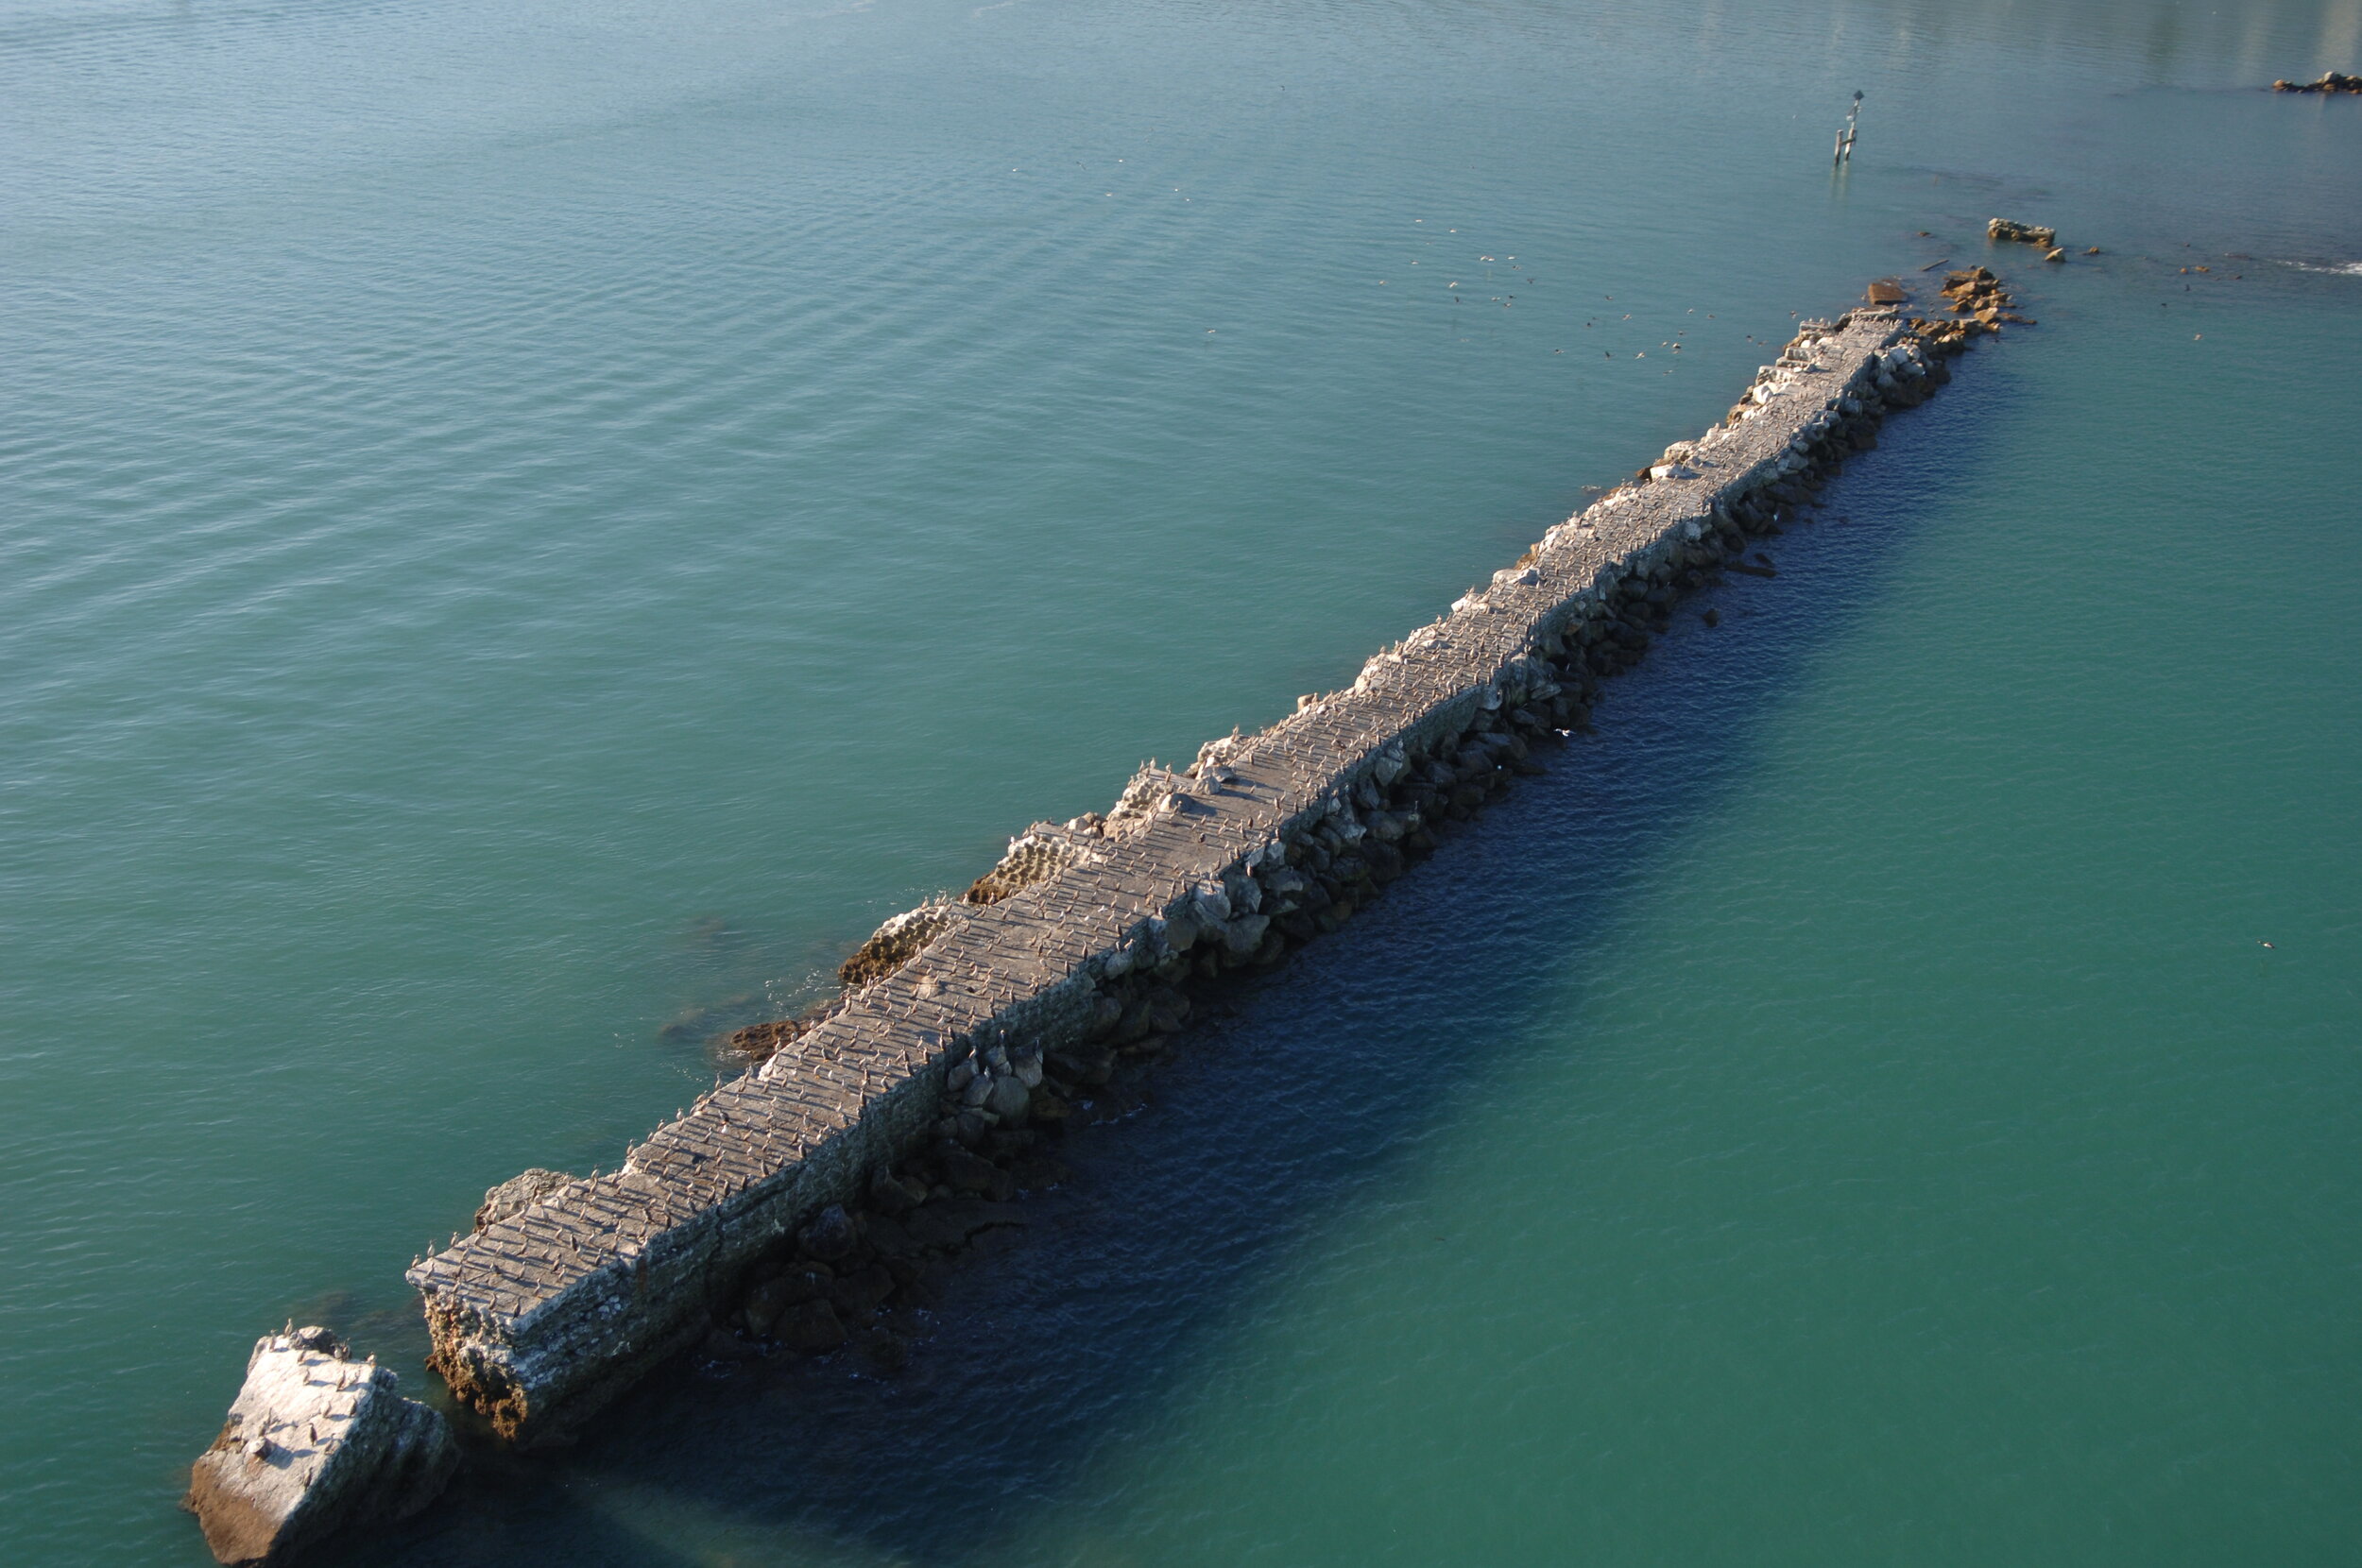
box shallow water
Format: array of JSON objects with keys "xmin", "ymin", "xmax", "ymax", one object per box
[{"xmin": 3, "ymin": 1, "xmax": 2358, "ymax": 1563}]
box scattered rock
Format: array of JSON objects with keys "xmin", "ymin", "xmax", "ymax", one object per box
[
  {"xmin": 2272, "ymin": 72, "xmax": 2361, "ymax": 94},
  {"xmin": 185, "ymin": 1330, "xmax": 456, "ymax": 1566}
]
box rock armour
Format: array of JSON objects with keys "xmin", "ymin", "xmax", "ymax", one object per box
[{"xmin": 406, "ymin": 291, "xmax": 1992, "ymax": 1444}]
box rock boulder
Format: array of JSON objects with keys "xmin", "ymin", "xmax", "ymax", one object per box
[
  {"xmin": 1987, "ymin": 217, "xmax": 2058, "ymax": 247},
  {"xmin": 185, "ymin": 1328, "xmax": 456, "ymax": 1565}
]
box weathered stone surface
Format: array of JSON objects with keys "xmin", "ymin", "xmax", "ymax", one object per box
[
  {"xmin": 185, "ymin": 1329, "xmax": 456, "ymax": 1565},
  {"xmin": 406, "ymin": 293, "xmax": 1983, "ymax": 1446},
  {"xmin": 472, "ymin": 1168, "xmax": 573, "ymax": 1232}
]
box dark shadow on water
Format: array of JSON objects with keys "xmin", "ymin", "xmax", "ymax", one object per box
[{"xmin": 348, "ymin": 371, "xmax": 2009, "ymax": 1568}]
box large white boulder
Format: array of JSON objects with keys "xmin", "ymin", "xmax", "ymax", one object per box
[{"xmin": 184, "ymin": 1327, "xmax": 457, "ymax": 1565}]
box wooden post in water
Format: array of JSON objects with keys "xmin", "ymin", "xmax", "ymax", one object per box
[{"xmin": 1834, "ymin": 90, "xmax": 1862, "ymax": 165}]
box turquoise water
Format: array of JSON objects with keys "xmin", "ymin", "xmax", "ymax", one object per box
[{"xmin": 4, "ymin": 0, "xmax": 2359, "ymax": 1561}]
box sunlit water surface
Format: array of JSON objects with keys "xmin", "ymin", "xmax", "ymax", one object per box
[{"xmin": 2, "ymin": 0, "xmax": 2358, "ymax": 1562}]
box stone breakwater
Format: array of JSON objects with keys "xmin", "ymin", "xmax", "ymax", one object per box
[{"xmin": 406, "ymin": 286, "xmax": 1996, "ymax": 1445}]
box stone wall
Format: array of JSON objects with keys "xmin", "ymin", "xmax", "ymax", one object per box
[{"xmin": 407, "ymin": 294, "xmax": 1979, "ymax": 1444}]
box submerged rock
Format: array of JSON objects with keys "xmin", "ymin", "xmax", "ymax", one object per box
[
  {"xmin": 185, "ymin": 1329, "xmax": 456, "ymax": 1566},
  {"xmin": 838, "ymin": 902, "xmax": 965, "ymax": 987},
  {"xmin": 866, "ymin": 1166, "xmax": 928, "ymax": 1215},
  {"xmin": 2272, "ymin": 72, "xmax": 2360, "ymax": 94}
]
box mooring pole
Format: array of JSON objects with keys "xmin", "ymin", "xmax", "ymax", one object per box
[{"xmin": 1835, "ymin": 90, "xmax": 1862, "ymax": 165}]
